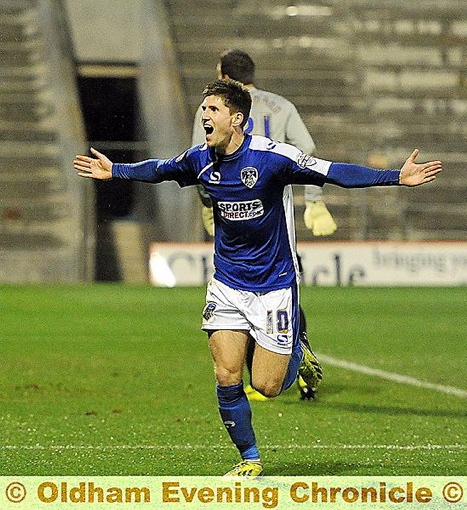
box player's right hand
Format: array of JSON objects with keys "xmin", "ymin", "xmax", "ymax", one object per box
[
  {"xmin": 73, "ymin": 147, "xmax": 113, "ymax": 180},
  {"xmin": 202, "ymin": 206, "xmax": 214, "ymax": 236}
]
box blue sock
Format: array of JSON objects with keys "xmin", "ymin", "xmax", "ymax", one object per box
[{"xmin": 216, "ymin": 382, "xmax": 260, "ymax": 461}]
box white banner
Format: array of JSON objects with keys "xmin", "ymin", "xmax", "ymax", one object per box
[{"xmin": 149, "ymin": 242, "xmax": 467, "ymax": 287}]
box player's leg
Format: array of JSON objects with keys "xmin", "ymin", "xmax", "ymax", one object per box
[
  {"xmin": 208, "ymin": 329, "xmax": 263, "ymax": 476},
  {"xmin": 248, "ymin": 284, "xmax": 301, "ymax": 396},
  {"xmin": 202, "ymin": 279, "xmax": 263, "ymax": 476},
  {"xmin": 244, "ymin": 336, "xmax": 270, "ymax": 401},
  {"xmin": 246, "ymin": 304, "xmax": 323, "ymax": 401},
  {"xmin": 209, "ymin": 329, "xmax": 247, "ymax": 387},
  {"xmin": 250, "ymin": 344, "xmax": 292, "ymax": 397}
]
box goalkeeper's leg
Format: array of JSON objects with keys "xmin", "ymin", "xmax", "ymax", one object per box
[
  {"xmin": 297, "ymin": 307, "xmax": 323, "ymax": 400},
  {"xmin": 244, "ymin": 338, "xmax": 270, "ymax": 401},
  {"xmin": 197, "ymin": 184, "xmax": 215, "ymax": 237}
]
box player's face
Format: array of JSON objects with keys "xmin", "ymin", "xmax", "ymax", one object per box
[{"xmin": 201, "ymin": 95, "xmax": 241, "ymax": 153}]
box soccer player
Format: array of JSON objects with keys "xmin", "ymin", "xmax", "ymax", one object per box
[
  {"xmin": 192, "ymin": 49, "xmax": 337, "ymax": 237},
  {"xmin": 192, "ymin": 49, "xmax": 330, "ymax": 401},
  {"xmin": 74, "ymin": 79, "xmax": 442, "ymax": 477}
]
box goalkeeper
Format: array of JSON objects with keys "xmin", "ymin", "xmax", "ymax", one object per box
[{"xmin": 192, "ymin": 49, "xmax": 331, "ymax": 400}]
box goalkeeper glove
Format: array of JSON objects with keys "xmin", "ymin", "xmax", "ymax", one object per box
[
  {"xmin": 304, "ymin": 200, "xmax": 337, "ymax": 236},
  {"xmin": 202, "ymin": 205, "xmax": 214, "ymax": 237}
]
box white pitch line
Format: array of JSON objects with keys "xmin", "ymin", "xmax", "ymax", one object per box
[
  {"xmin": 1, "ymin": 444, "xmax": 465, "ymax": 451},
  {"xmin": 316, "ymin": 353, "xmax": 467, "ymax": 399}
]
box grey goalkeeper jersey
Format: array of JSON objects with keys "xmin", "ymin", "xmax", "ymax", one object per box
[{"xmin": 192, "ymin": 87, "xmax": 322, "ymax": 201}]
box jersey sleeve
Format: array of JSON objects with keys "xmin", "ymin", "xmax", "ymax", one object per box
[
  {"xmin": 326, "ymin": 163, "xmax": 400, "ymax": 188},
  {"xmin": 282, "ymin": 99, "xmax": 320, "ymax": 200},
  {"xmin": 112, "ymin": 151, "xmax": 198, "ymax": 187},
  {"xmin": 284, "ymin": 103, "xmax": 316, "ymax": 154},
  {"xmin": 276, "ymin": 143, "xmax": 401, "ymax": 189},
  {"xmin": 304, "ymin": 185, "xmax": 324, "ymax": 201}
]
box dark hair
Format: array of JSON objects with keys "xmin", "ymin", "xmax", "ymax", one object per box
[
  {"xmin": 219, "ymin": 49, "xmax": 255, "ymax": 85},
  {"xmin": 202, "ymin": 79, "xmax": 252, "ymax": 128}
]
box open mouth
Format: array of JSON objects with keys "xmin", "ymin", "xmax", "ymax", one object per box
[{"xmin": 204, "ymin": 124, "xmax": 214, "ymax": 136}]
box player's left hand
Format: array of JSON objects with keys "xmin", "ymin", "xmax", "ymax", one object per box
[
  {"xmin": 73, "ymin": 147, "xmax": 113, "ymax": 180},
  {"xmin": 304, "ymin": 200, "xmax": 337, "ymax": 236},
  {"xmin": 399, "ymin": 149, "xmax": 442, "ymax": 186}
]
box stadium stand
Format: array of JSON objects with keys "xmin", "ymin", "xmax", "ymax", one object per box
[
  {"xmin": 164, "ymin": 0, "xmax": 467, "ymax": 241},
  {"xmin": 0, "ymin": 0, "xmax": 93, "ymax": 282},
  {"xmin": 1, "ymin": 0, "xmax": 465, "ymax": 283}
]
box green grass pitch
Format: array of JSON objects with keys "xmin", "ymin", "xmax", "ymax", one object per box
[{"xmin": 1, "ymin": 284, "xmax": 466, "ymax": 476}]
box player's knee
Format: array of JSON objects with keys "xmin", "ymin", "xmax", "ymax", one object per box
[
  {"xmin": 215, "ymin": 366, "xmax": 243, "ymax": 387},
  {"xmin": 252, "ymin": 381, "xmax": 281, "ymax": 398}
]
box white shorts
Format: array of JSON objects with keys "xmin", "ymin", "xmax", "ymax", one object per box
[{"xmin": 202, "ymin": 278, "xmax": 299, "ymax": 355}]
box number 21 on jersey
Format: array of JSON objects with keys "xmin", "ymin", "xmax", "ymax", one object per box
[{"xmin": 244, "ymin": 115, "xmax": 271, "ymax": 138}]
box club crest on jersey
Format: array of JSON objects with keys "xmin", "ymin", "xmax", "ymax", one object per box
[
  {"xmin": 240, "ymin": 167, "xmax": 258, "ymax": 189},
  {"xmin": 297, "ymin": 153, "xmax": 317, "ymax": 169},
  {"xmin": 202, "ymin": 302, "xmax": 217, "ymax": 321}
]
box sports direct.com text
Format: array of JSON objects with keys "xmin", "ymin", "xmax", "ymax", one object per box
[{"xmin": 1, "ymin": 476, "xmax": 464, "ymax": 508}]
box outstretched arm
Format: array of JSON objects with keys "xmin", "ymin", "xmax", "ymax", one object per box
[
  {"xmin": 399, "ymin": 149, "xmax": 442, "ymax": 186},
  {"xmin": 73, "ymin": 147, "xmax": 113, "ymax": 180},
  {"xmin": 325, "ymin": 149, "xmax": 442, "ymax": 188}
]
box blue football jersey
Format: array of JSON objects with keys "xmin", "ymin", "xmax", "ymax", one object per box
[{"xmin": 113, "ymin": 134, "xmax": 399, "ymax": 292}]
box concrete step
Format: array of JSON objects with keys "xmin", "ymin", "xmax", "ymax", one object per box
[
  {"xmin": 0, "ymin": 230, "xmax": 65, "ymax": 249},
  {"xmin": 0, "ymin": 178, "xmax": 65, "ymax": 200},
  {"xmin": 0, "ymin": 123, "xmax": 57, "ymax": 142},
  {"xmin": 0, "ymin": 202, "xmax": 69, "ymax": 223}
]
